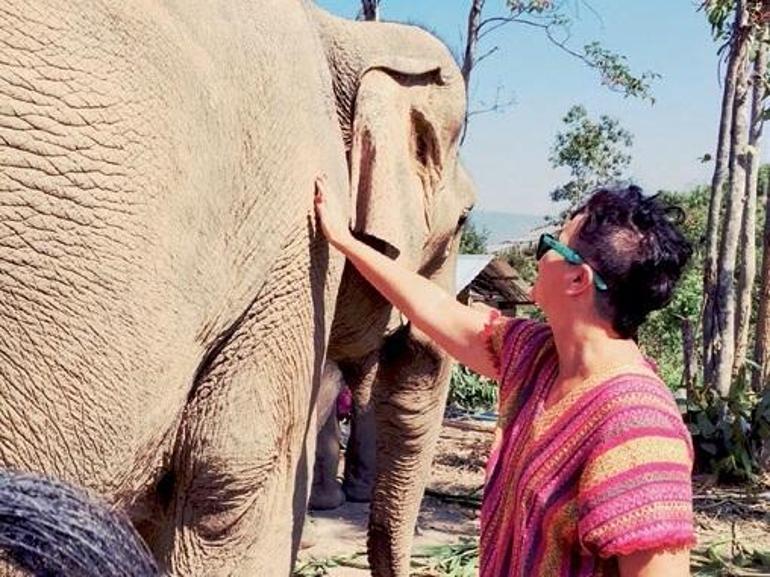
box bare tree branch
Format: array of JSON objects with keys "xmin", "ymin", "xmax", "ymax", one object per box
[
  {"xmin": 467, "ymin": 86, "xmax": 516, "ymax": 118},
  {"xmin": 477, "ymin": 16, "xmax": 519, "ymax": 40},
  {"xmin": 474, "ymin": 45, "xmax": 500, "ymax": 68}
]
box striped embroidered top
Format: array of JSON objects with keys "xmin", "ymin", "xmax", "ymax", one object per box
[{"xmin": 480, "ymin": 315, "xmax": 695, "ymax": 577}]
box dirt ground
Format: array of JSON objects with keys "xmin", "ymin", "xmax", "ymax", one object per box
[{"xmin": 295, "ymin": 419, "xmax": 770, "ymax": 576}]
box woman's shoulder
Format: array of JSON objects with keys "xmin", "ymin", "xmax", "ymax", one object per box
[
  {"xmin": 591, "ymin": 369, "xmax": 691, "ymax": 448},
  {"xmin": 599, "ymin": 368, "xmax": 680, "ymax": 410}
]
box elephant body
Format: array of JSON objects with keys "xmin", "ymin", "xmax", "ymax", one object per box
[{"xmin": 0, "ymin": 2, "xmax": 472, "ymax": 575}]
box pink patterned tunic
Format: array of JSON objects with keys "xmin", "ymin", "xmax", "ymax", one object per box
[{"xmin": 480, "ymin": 316, "xmax": 695, "ymax": 577}]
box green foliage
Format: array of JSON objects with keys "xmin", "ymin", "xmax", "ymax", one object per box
[
  {"xmin": 448, "ymin": 364, "xmax": 498, "ymax": 413},
  {"xmin": 460, "ymin": 220, "xmax": 490, "ymax": 254},
  {"xmin": 506, "ymin": 0, "xmax": 552, "ymax": 13},
  {"xmin": 686, "ymin": 381, "xmax": 770, "ymax": 480},
  {"xmin": 583, "ymin": 42, "xmax": 660, "ymax": 103},
  {"xmin": 549, "ymin": 105, "xmax": 634, "ymax": 212},
  {"xmin": 702, "ymin": 0, "xmax": 737, "ymax": 41},
  {"xmin": 411, "ymin": 538, "xmax": 479, "ymax": 577}
]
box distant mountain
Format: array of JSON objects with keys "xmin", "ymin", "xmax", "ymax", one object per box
[{"xmin": 468, "ymin": 210, "xmax": 546, "ymax": 247}]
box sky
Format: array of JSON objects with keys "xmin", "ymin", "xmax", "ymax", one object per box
[{"xmin": 315, "ymin": 0, "xmax": 739, "ymax": 216}]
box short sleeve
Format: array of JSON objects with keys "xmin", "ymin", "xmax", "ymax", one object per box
[
  {"xmin": 578, "ymin": 383, "xmax": 696, "ymax": 558},
  {"xmin": 482, "ymin": 308, "xmax": 510, "ymax": 369}
]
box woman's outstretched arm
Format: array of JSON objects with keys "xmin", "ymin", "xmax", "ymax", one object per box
[{"xmin": 314, "ymin": 177, "xmax": 500, "ymax": 380}]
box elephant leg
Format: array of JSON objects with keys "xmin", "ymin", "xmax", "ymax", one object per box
[
  {"xmin": 367, "ymin": 325, "xmax": 453, "ymax": 577},
  {"xmin": 308, "ymin": 360, "xmax": 346, "ymax": 511},
  {"xmin": 341, "ymin": 353, "xmax": 379, "ymax": 503},
  {"xmin": 153, "ymin": 230, "xmax": 335, "ymax": 577},
  {"xmin": 308, "ymin": 406, "xmax": 345, "ymax": 510}
]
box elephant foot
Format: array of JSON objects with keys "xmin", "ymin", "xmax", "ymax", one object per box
[
  {"xmin": 342, "ymin": 480, "xmax": 373, "ymax": 503},
  {"xmin": 308, "ymin": 482, "xmax": 345, "ymax": 511}
]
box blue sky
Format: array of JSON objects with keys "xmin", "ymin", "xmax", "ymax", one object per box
[{"xmin": 315, "ymin": 0, "xmax": 733, "ymax": 216}]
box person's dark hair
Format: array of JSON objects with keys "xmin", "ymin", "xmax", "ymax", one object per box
[{"xmin": 571, "ymin": 185, "xmax": 693, "ymax": 339}]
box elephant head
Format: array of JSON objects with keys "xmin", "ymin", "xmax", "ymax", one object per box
[
  {"xmin": 314, "ymin": 9, "xmax": 474, "ymax": 357},
  {"xmin": 311, "ymin": 9, "xmax": 475, "ymax": 577}
]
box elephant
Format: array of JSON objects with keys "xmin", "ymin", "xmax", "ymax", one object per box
[{"xmin": 0, "ymin": 2, "xmax": 473, "ymax": 576}]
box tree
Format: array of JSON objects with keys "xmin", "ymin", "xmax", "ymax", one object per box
[
  {"xmin": 359, "ymin": 0, "xmax": 379, "ymax": 21},
  {"xmin": 735, "ymin": 29, "xmax": 768, "ymax": 375},
  {"xmin": 702, "ymin": 26, "xmax": 742, "ymax": 379},
  {"xmin": 548, "ymin": 104, "xmax": 633, "ymax": 213},
  {"xmin": 460, "ymin": 220, "xmax": 490, "ymax": 254},
  {"xmin": 700, "ymin": 0, "xmax": 770, "ymax": 395},
  {"xmin": 709, "ymin": 0, "xmax": 752, "ymax": 397},
  {"xmin": 458, "ymin": 0, "xmax": 658, "ymax": 140},
  {"xmin": 753, "ymin": 170, "xmax": 770, "ymax": 390},
  {"xmin": 702, "ymin": 0, "xmax": 751, "ymax": 379}
]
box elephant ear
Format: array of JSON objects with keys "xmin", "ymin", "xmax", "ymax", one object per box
[{"xmin": 349, "ymin": 63, "xmax": 448, "ymax": 270}]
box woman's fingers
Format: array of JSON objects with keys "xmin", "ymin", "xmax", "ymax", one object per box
[
  {"xmin": 313, "ymin": 174, "xmax": 345, "ymax": 245},
  {"xmin": 315, "ymin": 175, "xmax": 329, "ymax": 201}
]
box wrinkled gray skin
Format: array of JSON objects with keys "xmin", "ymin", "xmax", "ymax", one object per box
[{"xmin": 0, "ymin": 2, "xmax": 472, "ymax": 576}]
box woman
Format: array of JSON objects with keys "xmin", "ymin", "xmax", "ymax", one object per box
[{"xmin": 315, "ymin": 178, "xmax": 695, "ymax": 577}]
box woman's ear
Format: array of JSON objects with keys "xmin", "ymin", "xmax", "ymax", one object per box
[{"xmin": 565, "ymin": 265, "xmax": 593, "ymax": 297}]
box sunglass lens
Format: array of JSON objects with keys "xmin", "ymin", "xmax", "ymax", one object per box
[{"xmin": 536, "ymin": 235, "xmax": 548, "ymax": 260}]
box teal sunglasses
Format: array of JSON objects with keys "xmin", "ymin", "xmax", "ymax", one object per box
[{"xmin": 536, "ymin": 233, "xmax": 609, "ymax": 291}]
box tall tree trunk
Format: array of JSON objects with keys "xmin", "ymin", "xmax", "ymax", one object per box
[
  {"xmin": 460, "ymin": 0, "xmax": 485, "ymax": 142},
  {"xmin": 753, "ymin": 174, "xmax": 770, "ymax": 390},
  {"xmin": 713, "ymin": 2, "xmax": 752, "ymax": 397},
  {"xmin": 703, "ymin": 9, "xmax": 745, "ymax": 384},
  {"xmin": 461, "ymin": 0, "xmax": 485, "ymax": 91},
  {"xmin": 735, "ymin": 31, "xmax": 768, "ymax": 376},
  {"xmin": 360, "ymin": 0, "xmax": 379, "ymax": 21}
]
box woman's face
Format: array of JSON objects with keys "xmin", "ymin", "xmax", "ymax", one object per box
[{"xmin": 530, "ymin": 214, "xmax": 586, "ymax": 315}]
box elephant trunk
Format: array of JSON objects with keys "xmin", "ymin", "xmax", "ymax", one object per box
[{"xmin": 367, "ymin": 325, "xmax": 453, "ymax": 577}]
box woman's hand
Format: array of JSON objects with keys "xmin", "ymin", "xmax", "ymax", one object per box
[{"xmin": 314, "ymin": 175, "xmax": 353, "ymax": 250}]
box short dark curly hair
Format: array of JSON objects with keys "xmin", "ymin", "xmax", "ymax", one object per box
[{"xmin": 571, "ymin": 185, "xmax": 693, "ymax": 339}]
